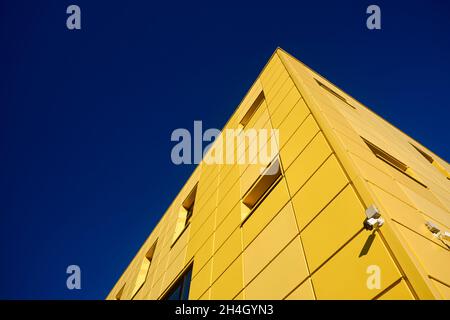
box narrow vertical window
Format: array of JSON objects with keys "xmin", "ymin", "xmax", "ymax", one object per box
[
  {"xmin": 240, "ymin": 90, "xmax": 265, "ymax": 127},
  {"xmin": 131, "ymin": 240, "xmax": 158, "ymax": 298},
  {"xmin": 182, "ymin": 184, "xmax": 197, "ymax": 228},
  {"xmin": 172, "ymin": 184, "xmax": 198, "ymax": 246},
  {"xmin": 115, "ymin": 283, "xmax": 126, "ymax": 300},
  {"xmin": 162, "ymin": 265, "xmax": 193, "ymax": 300}
]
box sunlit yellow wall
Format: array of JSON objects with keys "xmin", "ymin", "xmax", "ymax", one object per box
[
  {"xmin": 279, "ymin": 50, "xmax": 449, "ymax": 299},
  {"xmin": 107, "ymin": 49, "xmax": 449, "ymax": 300}
]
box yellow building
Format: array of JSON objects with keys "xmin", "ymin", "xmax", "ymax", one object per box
[{"xmin": 107, "ymin": 48, "xmax": 450, "ymax": 300}]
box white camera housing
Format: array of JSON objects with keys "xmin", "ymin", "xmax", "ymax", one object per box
[
  {"xmin": 365, "ymin": 205, "xmax": 381, "ymax": 219},
  {"xmin": 441, "ymin": 231, "xmax": 450, "ymax": 241},
  {"xmin": 425, "ymin": 221, "xmax": 440, "ymax": 234},
  {"xmin": 364, "ymin": 205, "xmax": 384, "ymax": 230}
]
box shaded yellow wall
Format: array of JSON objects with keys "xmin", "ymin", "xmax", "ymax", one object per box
[{"xmin": 107, "ymin": 49, "xmax": 449, "ymax": 300}]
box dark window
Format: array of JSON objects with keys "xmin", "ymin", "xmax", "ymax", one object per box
[
  {"xmin": 167, "ymin": 285, "xmax": 182, "ymax": 300},
  {"xmin": 180, "ymin": 268, "xmax": 192, "ymax": 299},
  {"xmin": 163, "ymin": 265, "xmax": 193, "ymax": 300}
]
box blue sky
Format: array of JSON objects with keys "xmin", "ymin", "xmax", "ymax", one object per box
[{"xmin": 0, "ymin": 0, "xmax": 449, "ymax": 299}]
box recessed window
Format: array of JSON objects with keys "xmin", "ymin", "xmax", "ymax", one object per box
[
  {"xmin": 362, "ymin": 138, "xmax": 427, "ymax": 188},
  {"xmin": 241, "ymin": 158, "xmax": 282, "ymax": 223},
  {"xmin": 115, "ymin": 283, "xmax": 126, "ymax": 300},
  {"xmin": 162, "ymin": 265, "xmax": 193, "ymax": 300},
  {"xmin": 240, "ymin": 90, "xmax": 265, "ymax": 127},
  {"xmin": 182, "ymin": 184, "xmax": 197, "ymax": 227},
  {"xmin": 410, "ymin": 143, "xmax": 450, "ymax": 180},
  {"xmin": 131, "ymin": 240, "xmax": 158, "ymax": 299},
  {"xmin": 315, "ymin": 79, "xmax": 356, "ymax": 109},
  {"xmin": 172, "ymin": 184, "xmax": 198, "ymax": 246}
]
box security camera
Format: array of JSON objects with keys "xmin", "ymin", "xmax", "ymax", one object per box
[
  {"xmin": 364, "ymin": 217, "xmax": 384, "ymax": 230},
  {"xmin": 363, "ymin": 205, "xmax": 384, "ymax": 230},
  {"xmin": 442, "ymin": 231, "xmax": 450, "ymax": 241},
  {"xmin": 425, "ymin": 221, "xmax": 440, "ymax": 234}
]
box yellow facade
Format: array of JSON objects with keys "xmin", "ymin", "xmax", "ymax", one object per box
[{"xmin": 107, "ymin": 48, "xmax": 450, "ymax": 300}]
